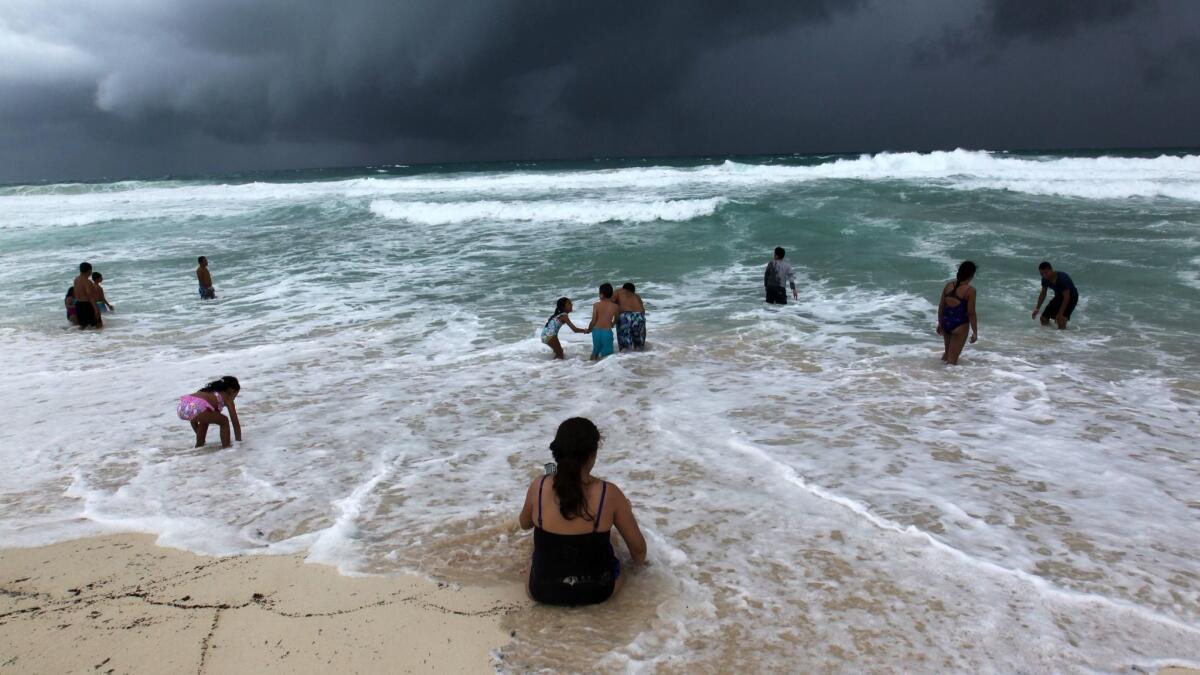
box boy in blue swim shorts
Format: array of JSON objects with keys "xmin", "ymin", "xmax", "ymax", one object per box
[{"xmin": 588, "ymin": 283, "xmax": 620, "ymax": 360}]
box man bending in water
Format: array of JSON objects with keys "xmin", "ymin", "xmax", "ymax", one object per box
[
  {"xmin": 614, "ymin": 282, "xmax": 646, "ymax": 352},
  {"xmin": 1032, "ymin": 261, "xmax": 1078, "ymax": 330},
  {"xmin": 197, "ymin": 256, "xmax": 217, "ymax": 299},
  {"xmin": 588, "ymin": 283, "xmax": 620, "ymax": 360}
]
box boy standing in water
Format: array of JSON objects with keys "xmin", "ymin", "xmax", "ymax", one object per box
[
  {"xmin": 72, "ymin": 262, "xmax": 103, "ymax": 329},
  {"xmin": 764, "ymin": 246, "xmax": 798, "ymax": 304},
  {"xmin": 614, "ymin": 282, "xmax": 647, "ymax": 352},
  {"xmin": 197, "ymin": 256, "xmax": 216, "ymax": 299},
  {"xmin": 1032, "ymin": 261, "xmax": 1078, "ymax": 330},
  {"xmin": 588, "ymin": 283, "xmax": 620, "ymax": 360},
  {"xmin": 91, "ymin": 271, "xmax": 114, "ymax": 312}
]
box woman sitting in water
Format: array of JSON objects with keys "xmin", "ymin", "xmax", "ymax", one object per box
[
  {"xmin": 176, "ymin": 376, "xmax": 242, "ymax": 448},
  {"xmin": 540, "ymin": 297, "xmax": 588, "ymax": 360},
  {"xmin": 519, "ymin": 417, "xmax": 646, "ymax": 605},
  {"xmin": 937, "ymin": 260, "xmax": 978, "ymax": 365}
]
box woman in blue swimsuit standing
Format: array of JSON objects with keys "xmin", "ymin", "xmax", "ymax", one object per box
[
  {"xmin": 518, "ymin": 417, "xmax": 647, "ymax": 605},
  {"xmin": 937, "ymin": 261, "xmax": 978, "ymax": 365}
]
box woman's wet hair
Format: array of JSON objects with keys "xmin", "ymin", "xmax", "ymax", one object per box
[
  {"xmin": 955, "ymin": 260, "xmax": 977, "ymax": 285},
  {"xmin": 65, "ymin": 287, "xmax": 75, "ymax": 298},
  {"xmin": 545, "ymin": 297, "xmax": 570, "ymax": 328},
  {"xmin": 201, "ymin": 376, "xmax": 240, "ymax": 393},
  {"xmin": 549, "ymin": 417, "xmax": 601, "ymax": 521},
  {"xmin": 91, "ymin": 272, "xmax": 103, "ymax": 282}
]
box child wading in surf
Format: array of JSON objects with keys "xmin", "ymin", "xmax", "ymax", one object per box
[
  {"xmin": 65, "ymin": 287, "xmax": 77, "ymax": 325},
  {"xmin": 587, "ymin": 283, "xmax": 620, "ymax": 360},
  {"xmin": 541, "ymin": 297, "xmax": 588, "ymax": 360},
  {"xmin": 176, "ymin": 376, "xmax": 242, "ymax": 448}
]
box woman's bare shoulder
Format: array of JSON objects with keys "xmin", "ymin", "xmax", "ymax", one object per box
[{"xmin": 600, "ymin": 479, "xmax": 629, "ymax": 501}]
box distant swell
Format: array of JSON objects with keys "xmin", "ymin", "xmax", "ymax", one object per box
[
  {"xmin": 768, "ymin": 150, "xmax": 1200, "ymax": 201},
  {"xmin": 367, "ymin": 197, "xmax": 726, "ymax": 225},
  {"xmin": 2, "ymin": 151, "xmax": 1198, "ymax": 233}
]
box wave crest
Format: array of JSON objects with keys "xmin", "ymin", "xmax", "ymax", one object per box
[{"xmin": 367, "ymin": 197, "xmax": 726, "ymax": 225}]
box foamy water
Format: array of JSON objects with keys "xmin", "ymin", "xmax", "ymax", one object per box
[{"xmin": 2, "ymin": 150, "xmax": 1199, "ymax": 672}]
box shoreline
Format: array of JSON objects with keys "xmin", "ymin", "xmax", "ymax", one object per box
[{"xmin": 0, "ymin": 534, "xmax": 526, "ymax": 674}]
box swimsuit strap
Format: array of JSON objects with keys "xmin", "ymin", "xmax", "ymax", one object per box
[
  {"xmin": 945, "ymin": 282, "xmax": 968, "ymax": 303},
  {"xmin": 593, "ymin": 481, "xmax": 608, "ymax": 533},
  {"xmin": 537, "ymin": 475, "xmax": 548, "ymax": 529}
]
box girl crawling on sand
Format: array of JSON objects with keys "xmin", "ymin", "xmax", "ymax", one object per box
[{"xmin": 176, "ymin": 376, "xmax": 242, "ymax": 448}]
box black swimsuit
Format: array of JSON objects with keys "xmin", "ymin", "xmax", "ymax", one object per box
[
  {"xmin": 940, "ymin": 283, "xmax": 970, "ymax": 332},
  {"xmin": 529, "ymin": 475, "xmax": 620, "ymax": 606}
]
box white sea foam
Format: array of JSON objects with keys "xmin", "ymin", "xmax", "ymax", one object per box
[
  {"xmin": 3, "ymin": 150, "xmax": 1198, "ymax": 232},
  {"xmin": 2, "ymin": 154, "xmax": 1199, "ymax": 671},
  {"xmin": 1180, "ymin": 256, "xmax": 1200, "ymax": 291},
  {"xmin": 367, "ymin": 197, "xmax": 725, "ymax": 225}
]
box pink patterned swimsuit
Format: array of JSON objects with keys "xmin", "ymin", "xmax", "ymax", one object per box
[{"xmin": 176, "ymin": 392, "xmax": 224, "ymax": 421}]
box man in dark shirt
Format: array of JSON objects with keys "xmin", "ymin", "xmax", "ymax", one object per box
[
  {"xmin": 764, "ymin": 247, "xmax": 798, "ymax": 305},
  {"xmin": 1032, "ymin": 261, "xmax": 1079, "ymax": 330}
]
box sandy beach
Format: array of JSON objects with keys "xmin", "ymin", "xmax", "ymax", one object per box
[{"xmin": 0, "ymin": 534, "xmax": 526, "ymax": 674}]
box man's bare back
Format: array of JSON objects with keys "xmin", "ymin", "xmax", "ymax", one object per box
[
  {"xmin": 614, "ymin": 288, "xmax": 644, "ymax": 313},
  {"xmin": 72, "ymin": 267, "xmax": 102, "ymax": 329},
  {"xmin": 73, "ymin": 274, "xmax": 96, "ymax": 304},
  {"xmin": 197, "ymin": 265, "xmax": 213, "ymax": 288}
]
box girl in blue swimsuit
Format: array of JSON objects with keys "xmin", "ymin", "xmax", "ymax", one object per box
[
  {"xmin": 937, "ymin": 261, "xmax": 978, "ymax": 365},
  {"xmin": 540, "ymin": 297, "xmax": 588, "ymax": 360}
]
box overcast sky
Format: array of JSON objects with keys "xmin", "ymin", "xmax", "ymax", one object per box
[{"xmin": 2, "ymin": 0, "xmax": 1198, "ymax": 183}]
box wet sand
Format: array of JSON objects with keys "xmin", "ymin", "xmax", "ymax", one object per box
[{"xmin": 0, "ymin": 534, "xmax": 526, "ymax": 674}]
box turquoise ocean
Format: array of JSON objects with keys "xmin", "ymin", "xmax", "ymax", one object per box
[{"xmin": 1, "ymin": 149, "xmax": 1198, "ymax": 671}]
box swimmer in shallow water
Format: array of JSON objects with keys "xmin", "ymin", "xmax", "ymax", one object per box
[
  {"xmin": 64, "ymin": 287, "xmax": 77, "ymax": 325},
  {"xmin": 588, "ymin": 283, "xmax": 619, "ymax": 360},
  {"xmin": 937, "ymin": 260, "xmax": 977, "ymax": 365},
  {"xmin": 519, "ymin": 417, "xmax": 647, "ymax": 606},
  {"xmin": 1032, "ymin": 261, "xmax": 1078, "ymax": 330},
  {"xmin": 614, "ymin": 282, "xmax": 646, "ymax": 352},
  {"xmin": 176, "ymin": 376, "xmax": 242, "ymax": 448},
  {"xmin": 72, "ymin": 262, "xmax": 103, "ymax": 330},
  {"xmin": 541, "ymin": 297, "xmax": 588, "ymax": 360},
  {"xmin": 91, "ymin": 272, "xmax": 114, "ymax": 313},
  {"xmin": 197, "ymin": 256, "xmax": 216, "ymax": 299}
]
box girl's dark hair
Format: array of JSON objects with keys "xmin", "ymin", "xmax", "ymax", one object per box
[
  {"xmin": 201, "ymin": 376, "xmax": 240, "ymax": 393},
  {"xmin": 544, "ymin": 297, "xmax": 570, "ymax": 328},
  {"xmin": 954, "ymin": 260, "xmax": 977, "ymax": 287},
  {"xmin": 66, "ymin": 287, "xmax": 75, "ymax": 298},
  {"xmin": 549, "ymin": 417, "xmax": 601, "ymax": 521}
]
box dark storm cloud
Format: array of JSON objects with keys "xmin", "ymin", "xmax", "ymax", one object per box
[
  {"xmin": 1138, "ymin": 36, "xmax": 1200, "ymax": 86},
  {"xmin": 913, "ymin": 0, "xmax": 1153, "ymax": 65},
  {"xmin": 4, "ymin": 1, "xmax": 862, "ymax": 145},
  {"xmin": 1, "ymin": 0, "xmax": 1198, "ymax": 183}
]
